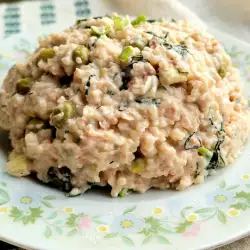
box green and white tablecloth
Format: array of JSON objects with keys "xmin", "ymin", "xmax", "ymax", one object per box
[{"xmin": 0, "ymin": 0, "xmax": 107, "ymax": 39}]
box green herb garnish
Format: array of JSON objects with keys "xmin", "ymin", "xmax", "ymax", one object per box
[
  {"xmin": 184, "ymin": 132, "xmax": 202, "ymax": 150},
  {"xmin": 135, "ymin": 98, "xmax": 161, "ymax": 107},
  {"xmin": 85, "ymin": 74, "xmax": 95, "ymax": 95}
]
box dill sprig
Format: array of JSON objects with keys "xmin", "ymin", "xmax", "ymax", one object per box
[{"xmin": 184, "ymin": 132, "xmax": 202, "ymax": 150}]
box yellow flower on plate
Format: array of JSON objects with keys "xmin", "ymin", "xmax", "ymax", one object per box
[
  {"xmin": 0, "ymin": 207, "xmax": 8, "ymax": 213},
  {"xmin": 214, "ymin": 195, "xmax": 228, "ymax": 202},
  {"xmin": 152, "ymin": 207, "xmax": 164, "ymax": 216},
  {"xmin": 63, "ymin": 207, "xmax": 74, "ymax": 213},
  {"xmin": 233, "ymin": 63, "xmax": 239, "ymax": 68},
  {"xmin": 227, "ymin": 208, "xmax": 240, "ymax": 217},
  {"xmin": 120, "ymin": 220, "xmax": 133, "ymax": 229},
  {"xmin": 187, "ymin": 213, "xmax": 199, "ymax": 222},
  {"xmin": 241, "ymin": 174, "xmax": 250, "ymax": 180},
  {"xmin": 97, "ymin": 225, "xmax": 109, "ymax": 233}
]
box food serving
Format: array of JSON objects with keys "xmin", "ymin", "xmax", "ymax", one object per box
[{"xmin": 0, "ymin": 14, "xmax": 249, "ymax": 197}]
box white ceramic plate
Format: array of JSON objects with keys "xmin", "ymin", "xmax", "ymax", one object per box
[{"xmin": 0, "ymin": 26, "xmax": 250, "ymax": 250}]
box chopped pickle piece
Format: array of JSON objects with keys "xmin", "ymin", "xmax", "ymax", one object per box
[
  {"xmin": 72, "ymin": 46, "xmax": 89, "ymax": 64},
  {"xmin": 131, "ymin": 158, "xmax": 145, "ymax": 173},
  {"xmin": 7, "ymin": 152, "xmax": 30, "ymax": 177},
  {"xmin": 16, "ymin": 78, "xmax": 32, "ymax": 95}
]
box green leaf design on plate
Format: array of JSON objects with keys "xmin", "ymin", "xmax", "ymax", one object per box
[
  {"xmin": 0, "ymin": 181, "xmax": 7, "ymax": 187},
  {"xmin": 67, "ymin": 229, "xmax": 78, "ymax": 237},
  {"xmin": 56, "ymin": 226, "xmax": 63, "ymax": 235},
  {"xmin": 0, "ymin": 188, "xmax": 10, "ymax": 205},
  {"xmin": 122, "ymin": 236, "xmax": 135, "ymax": 246},
  {"xmin": 140, "ymin": 217, "xmax": 163, "ymax": 236},
  {"xmin": 235, "ymin": 191, "xmax": 250, "ymax": 201},
  {"xmin": 44, "ymin": 226, "xmax": 52, "ymax": 238},
  {"xmin": 104, "ymin": 233, "xmax": 119, "ymax": 238},
  {"xmin": 10, "ymin": 207, "xmax": 44, "ymax": 225},
  {"xmin": 66, "ymin": 213, "xmax": 84, "ymax": 227},
  {"xmin": 9, "ymin": 206, "xmax": 24, "ymax": 221},
  {"xmin": 230, "ymin": 203, "xmax": 248, "ymax": 211},
  {"xmin": 219, "ymin": 180, "xmax": 226, "ymax": 189},
  {"xmin": 142, "ymin": 235, "xmax": 153, "ymax": 244},
  {"xmin": 245, "ymin": 184, "xmax": 250, "ymax": 189},
  {"xmin": 46, "ymin": 211, "xmax": 58, "ymax": 220},
  {"xmin": 195, "ymin": 208, "xmax": 216, "ymax": 214},
  {"xmin": 54, "ymin": 220, "xmax": 63, "ymax": 225},
  {"xmin": 156, "ymin": 235, "xmax": 170, "ymax": 244},
  {"xmin": 226, "ymin": 185, "xmax": 239, "ymax": 191},
  {"xmin": 217, "ymin": 210, "xmax": 227, "ymax": 224},
  {"xmin": 180, "ymin": 206, "xmax": 193, "ymax": 218},
  {"xmin": 175, "ymin": 220, "xmax": 192, "ymax": 233},
  {"xmin": 123, "ymin": 205, "xmax": 136, "ymax": 215},
  {"xmin": 40, "ymin": 200, "xmax": 54, "ymax": 208},
  {"xmin": 43, "ymin": 195, "xmax": 56, "ymax": 200}
]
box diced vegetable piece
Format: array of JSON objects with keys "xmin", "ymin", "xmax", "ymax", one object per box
[
  {"xmin": 26, "ymin": 118, "xmax": 45, "ymax": 133},
  {"xmin": 218, "ymin": 65, "xmax": 227, "ymax": 78},
  {"xmin": 113, "ymin": 15, "xmax": 129, "ymax": 30},
  {"xmin": 38, "ymin": 48, "xmax": 55, "ymax": 61},
  {"xmin": 7, "ymin": 152, "xmax": 30, "ymax": 177},
  {"xmin": 132, "ymin": 15, "xmax": 147, "ymax": 26},
  {"xmin": 118, "ymin": 46, "xmax": 134, "ymax": 63},
  {"xmin": 131, "ymin": 158, "xmax": 145, "ymax": 173},
  {"xmin": 160, "ymin": 67, "xmax": 188, "ymax": 85},
  {"xmin": 118, "ymin": 188, "xmax": 131, "ymax": 197},
  {"xmin": 72, "ymin": 46, "xmax": 89, "ymax": 64},
  {"xmin": 63, "ymin": 101, "xmax": 76, "ymax": 119},
  {"xmin": 16, "ymin": 78, "xmax": 32, "ymax": 95},
  {"xmin": 113, "ymin": 16, "xmax": 124, "ymax": 30},
  {"xmin": 198, "ymin": 147, "xmax": 213, "ymax": 159},
  {"xmin": 91, "ymin": 26, "xmax": 110, "ymax": 36},
  {"xmin": 131, "ymin": 38, "xmax": 148, "ymax": 50},
  {"xmin": 51, "ymin": 101, "xmax": 76, "ymax": 128},
  {"xmin": 99, "ymin": 69, "xmax": 105, "ymax": 78}
]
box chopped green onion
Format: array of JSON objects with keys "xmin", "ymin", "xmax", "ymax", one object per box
[
  {"xmin": 118, "ymin": 46, "xmax": 134, "ymax": 63},
  {"xmin": 72, "ymin": 46, "xmax": 89, "ymax": 64},
  {"xmin": 113, "ymin": 16, "xmax": 124, "ymax": 30},
  {"xmin": 90, "ymin": 26, "xmax": 110, "ymax": 36},
  {"xmin": 131, "ymin": 38, "xmax": 148, "ymax": 50},
  {"xmin": 132, "ymin": 14, "xmax": 147, "ymax": 26},
  {"xmin": 118, "ymin": 188, "xmax": 131, "ymax": 197},
  {"xmin": 198, "ymin": 147, "xmax": 213, "ymax": 159}
]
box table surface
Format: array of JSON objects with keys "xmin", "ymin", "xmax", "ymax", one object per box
[{"xmin": 0, "ymin": 0, "xmax": 249, "ymax": 249}]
